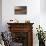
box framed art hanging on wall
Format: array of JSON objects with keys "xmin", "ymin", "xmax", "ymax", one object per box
[{"xmin": 14, "ymin": 6, "xmax": 27, "ymax": 15}]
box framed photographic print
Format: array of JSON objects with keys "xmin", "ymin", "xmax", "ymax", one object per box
[{"xmin": 14, "ymin": 6, "xmax": 27, "ymax": 15}]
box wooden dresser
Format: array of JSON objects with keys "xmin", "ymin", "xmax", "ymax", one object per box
[{"xmin": 7, "ymin": 23, "xmax": 34, "ymax": 46}]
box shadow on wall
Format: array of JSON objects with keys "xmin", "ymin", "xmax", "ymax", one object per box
[
  {"xmin": 0, "ymin": 16, "xmax": 2, "ymax": 32},
  {"xmin": 0, "ymin": 0, "xmax": 2, "ymax": 32},
  {"xmin": 40, "ymin": 0, "xmax": 46, "ymax": 14}
]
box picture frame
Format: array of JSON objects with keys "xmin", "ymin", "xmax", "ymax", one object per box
[{"xmin": 14, "ymin": 6, "xmax": 27, "ymax": 15}]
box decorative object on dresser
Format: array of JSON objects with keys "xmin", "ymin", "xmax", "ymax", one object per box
[
  {"xmin": 7, "ymin": 23, "xmax": 34, "ymax": 46},
  {"xmin": 9, "ymin": 19, "xmax": 19, "ymax": 23}
]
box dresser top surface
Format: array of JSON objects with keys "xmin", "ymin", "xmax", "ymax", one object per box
[{"xmin": 7, "ymin": 23, "xmax": 34, "ymax": 25}]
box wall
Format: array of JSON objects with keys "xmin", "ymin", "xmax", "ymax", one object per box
[
  {"xmin": 40, "ymin": 0, "xmax": 46, "ymax": 32},
  {"xmin": 2, "ymin": 0, "xmax": 40, "ymax": 30},
  {"xmin": 40, "ymin": 0, "xmax": 46, "ymax": 14},
  {"xmin": 2, "ymin": 0, "xmax": 46, "ymax": 46},
  {"xmin": 0, "ymin": 0, "xmax": 2, "ymax": 32}
]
